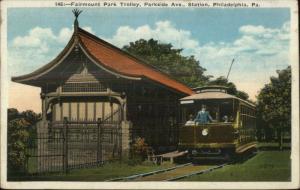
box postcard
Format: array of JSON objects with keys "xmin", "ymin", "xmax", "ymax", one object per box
[{"xmin": 1, "ymin": 0, "xmax": 299, "ymax": 189}]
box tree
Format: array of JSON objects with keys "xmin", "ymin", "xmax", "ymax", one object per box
[
  {"xmin": 8, "ymin": 108, "xmax": 20, "ymax": 121},
  {"xmin": 7, "ymin": 108, "xmax": 41, "ymax": 173},
  {"xmin": 123, "ymin": 39, "xmax": 249, "ymax": 99},
  {"xmin": 123, "ymin": 39, "xmax": 211, "ymax": 87},
  {"xmin": 7, "ymin": 118, "xmax": 30, "ymax": 173},
  {"xmin": 208, "ymin": 76, "xmax": 249, "ymax": 100},
  {"xmin": 8, "ymin": 108, "xmax": 40, "ymax": 124},
  {"xmin": 256, "ymin": 66, "xmax": 291, "ymax": 149},
  {"xmin": 20, "ymin": 110, "xmax": 40, "ymax": 125}
]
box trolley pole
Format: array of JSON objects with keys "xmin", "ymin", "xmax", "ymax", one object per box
[{"xmin": 226, "ymin": 59, "xmax": 235, "ymax": 81}]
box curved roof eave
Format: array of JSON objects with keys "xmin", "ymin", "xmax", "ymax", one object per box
[
  {"xmin": 11, "ymin": 35, "xmax": 77, "ymax": 84},
  {"xmin": 11, "ymin": 35, "xmax": 142, "ymax": 86}
]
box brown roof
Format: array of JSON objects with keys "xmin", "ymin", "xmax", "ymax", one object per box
[{"xmin": 78, "ymin": 28, "xmax": 194, "ymax": 95}]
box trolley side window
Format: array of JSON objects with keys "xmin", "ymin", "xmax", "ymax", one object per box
[{"xmin": 240, "ymin": 104, "xmax": 256, "ymax": 128}]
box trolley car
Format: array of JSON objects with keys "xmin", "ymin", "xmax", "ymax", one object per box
[{"xmin": 178, "ymin": 86, "xmax": 257, "ymax": 160}]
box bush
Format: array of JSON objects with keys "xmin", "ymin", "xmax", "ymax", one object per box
[
  {"xmin": 7, "ymin": 118, "xmax": 30, "ymax": 173},
  {"xmin": 129, "ymin": 137, "xmax": 150, "ymax": 165},
  {"xmin": 7, "ymin": 108, "xmax": 40, "ymax": 174}
]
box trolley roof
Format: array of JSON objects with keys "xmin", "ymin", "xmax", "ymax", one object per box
[
  {"xmin": 193, "ymin": 85, "xmax": 229, "ymax": 93},
  {"xmin": 180, "ymin": 91, "xmax": 255, "ymax": 107}
]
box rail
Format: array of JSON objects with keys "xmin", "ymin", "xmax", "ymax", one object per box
[
  {"xmin": 106, "ymin": 162, "xmax": 192, "ymax": 181},
  {"xmin": 165, "ymin": 163, "xmax": 228, "ymax": 181}
]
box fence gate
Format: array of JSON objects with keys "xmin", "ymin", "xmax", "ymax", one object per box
[{"xmin": 25, "ymin": 117, "xmax": 122, "ymax": 174}]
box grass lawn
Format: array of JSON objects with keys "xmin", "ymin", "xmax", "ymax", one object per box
[
  {"xmin": 182, "ymin": 150, "xmax": 291, "ymax": 181},
  {"xmin": 257, "ymin": 142, "xmax": 291, "ymax": 150},
  {"xmin": 9, "ymin": 143, "xmax": 291, "ymax": 181},
  {"xmin": 9, "ymin": 161, "xmax": 174, "ymax": 181}
]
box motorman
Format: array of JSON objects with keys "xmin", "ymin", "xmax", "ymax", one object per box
[{"xmin": 195, "ymin": 105, "xmax": 213, "ymax": 124}]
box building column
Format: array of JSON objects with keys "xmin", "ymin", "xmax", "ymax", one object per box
[
  {"xmin": 120, "ymin": 92, "xmax": 127, "ymax": 122},
  {"xmin": 38, "ymin": 92, "xmax": 49, "ymax": 173},
  {"xmin": 122, "ymin": 99, "xmax": 127, "ymax": 122},
  {"xmin": 40, "ymin": 92, "xmax": 46, "ymax": 121},
  {"xmin": 121, "ymin": 120, "xmax": 132, "ymax": 158},
  {"xmin": 113, "ymin": 94, "xmax": 127, "ymax": 122},
  {"xmin": 110, "ymin": 101, "xmax": 113, "ymax": 122}
]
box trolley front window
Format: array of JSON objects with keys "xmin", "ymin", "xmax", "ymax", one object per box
[{"xmin": 181, "ymin": 99, "xmax": 237, "ymax": 125}]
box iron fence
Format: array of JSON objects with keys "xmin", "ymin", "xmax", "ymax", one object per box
[{"xmin": 25, "ymin": 117, "xmax": 121, "ymax": 174}]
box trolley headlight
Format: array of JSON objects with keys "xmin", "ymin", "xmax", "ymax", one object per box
[{"xmin": 202, "ymin": 128, "xmax": 209, "ymax": 136}]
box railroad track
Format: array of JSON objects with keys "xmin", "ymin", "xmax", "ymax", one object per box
[
  {"xmin": 106, "ymin": 162, "xmax": 228, "ymax": 181},
  {"xmin": 106, "ymin": 151, "xmax": 256, "ymax": 181}
]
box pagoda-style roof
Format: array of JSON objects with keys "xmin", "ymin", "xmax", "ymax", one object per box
[{"xmin": 12, "ymin": 25, "xmax": 193, "ymax": 95}]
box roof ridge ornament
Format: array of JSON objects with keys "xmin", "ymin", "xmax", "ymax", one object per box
[{"xmin": 72, "ymin": 9, "xmax": 82, "ymax": 33}]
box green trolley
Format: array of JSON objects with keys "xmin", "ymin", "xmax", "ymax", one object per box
[{"xmin": 179, "ymin": 86, "xmax": 257, "ymax": 160}]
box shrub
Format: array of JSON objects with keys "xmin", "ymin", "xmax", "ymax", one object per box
[
  {"xmin": 7, "ymin": 118, "xmax": 30, "ymax": 173},
  {"xmin": 7, "ymin": 108, "xmax": 40, "ymax": 174},
  {"xmin": 129, "ymin": 137, "xmax": 149, "ymax": 165}
]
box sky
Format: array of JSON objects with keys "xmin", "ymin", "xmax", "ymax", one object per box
[{"xmin": 7, "ymin": 7, "xmax": 290, "ymax": 112}]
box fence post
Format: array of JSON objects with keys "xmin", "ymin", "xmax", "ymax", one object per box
[
  {"xmin": 63, "ymin": 117, "xmax": 69, "ymax": 174},
  {"xmin": 97, "ymin": 118, "xmax": 102, "ymax": 164}
]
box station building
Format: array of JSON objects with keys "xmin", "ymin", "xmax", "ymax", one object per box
[{"xmin": 12, "ymin": 14, "xmax": 194, "ymax": 156}]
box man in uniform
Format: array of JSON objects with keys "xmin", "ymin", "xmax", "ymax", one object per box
[{"xmin": 195, "ymin": 105, "xmax": 213, "ymax": 124}]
